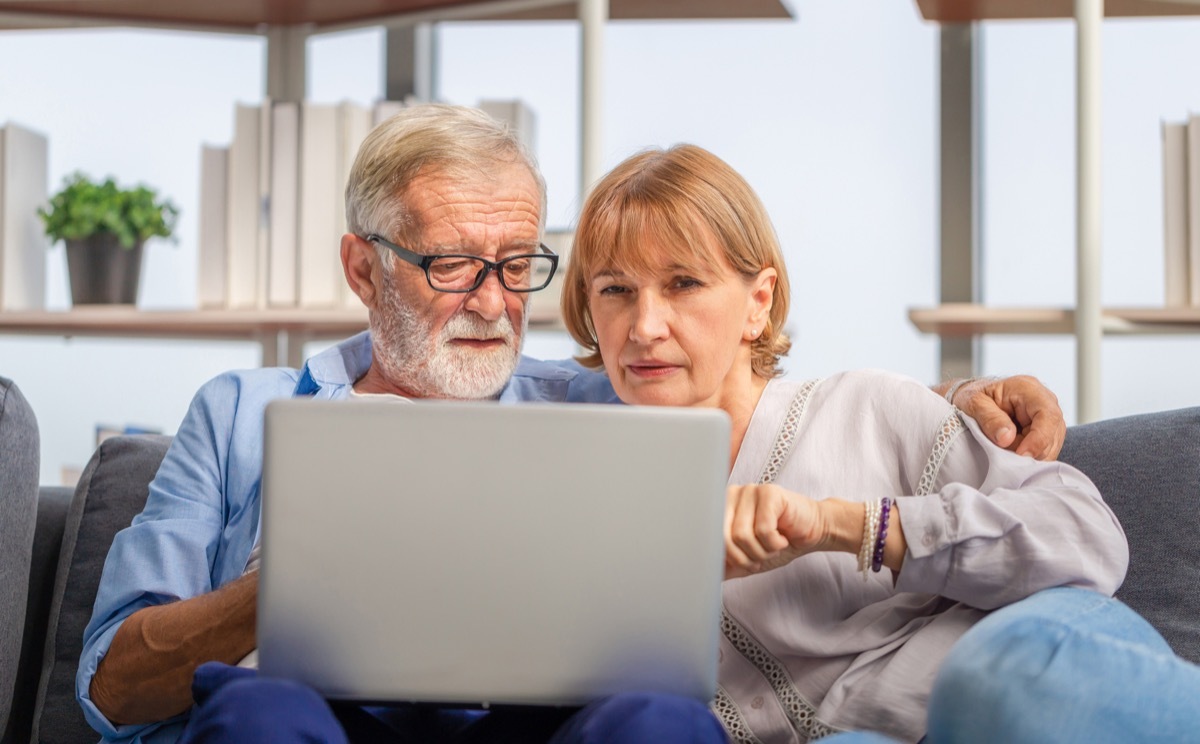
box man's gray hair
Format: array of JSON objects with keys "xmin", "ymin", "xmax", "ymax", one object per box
[{"xmin": 345, "ymin": 103, "xmax": 546, "ymax": 256}]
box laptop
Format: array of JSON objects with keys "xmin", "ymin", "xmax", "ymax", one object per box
[{"xmin": 257, "ymin": 399, "xmax": 730, "ymax": 707}]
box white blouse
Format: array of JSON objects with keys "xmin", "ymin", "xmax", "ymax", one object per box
[{"xmin": 713, "ymin": 371, "xmax": 1128, "ymax": 743}]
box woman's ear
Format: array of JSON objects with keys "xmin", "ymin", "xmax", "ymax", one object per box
[
  {"xmin": 747, "ymin": 267, "xmax": 777, "ymax": 333},
  {"xmin": 342, "ymin": 234, "xmax": 380, "ymax": 306}
]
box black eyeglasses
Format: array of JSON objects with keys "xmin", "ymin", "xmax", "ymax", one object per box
[{"xmin": 365, "ymin": 234, "xmax": 559, "ymax": 293}]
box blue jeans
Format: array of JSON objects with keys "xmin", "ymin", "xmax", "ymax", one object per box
[
  {"xmin": 824, "ymin": 587, "xmax": 1200, "ymax": 744},
  {"xmin": 178, "ymin": 662, "xmax": 727, "ymax": 744}
]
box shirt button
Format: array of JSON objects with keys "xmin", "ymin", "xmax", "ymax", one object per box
[
  {"xmin": 922, "ymin": 535, "xmax": 935, "ymax": 547},
  {"xmin": 751, "ymin": 696, "xmax": 765, "ymax": 709},
  {"xmin": 718, "ymin": 649, "xmax": 724, "ymax": 662}
]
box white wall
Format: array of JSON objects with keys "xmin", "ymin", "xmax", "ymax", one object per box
[{"xmin": 1, "ymin": 2, "xmax": 1198, "ymax": 484}]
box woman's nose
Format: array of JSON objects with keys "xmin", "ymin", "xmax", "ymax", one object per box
[{"xmin": 630, "ymin": 293, "xmax": 670, "ymax": 342}]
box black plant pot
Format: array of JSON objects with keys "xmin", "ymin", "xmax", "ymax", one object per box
[{"xmin": 65, "ymin": 235, "xmax": 143, "ymax": 305}]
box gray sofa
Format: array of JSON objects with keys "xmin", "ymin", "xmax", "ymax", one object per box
[{"xmin": 3, "ymin": 398, "xmax": 1199, "ymax": 743}]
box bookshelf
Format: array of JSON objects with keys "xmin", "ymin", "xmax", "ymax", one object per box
[
  {"xmin": 910, "ymin": 0, "xmax": 1200, "ymax": 422},
  {"xmin": 0, "ymin": 0, "xmax": 792, "ymax": 368}
]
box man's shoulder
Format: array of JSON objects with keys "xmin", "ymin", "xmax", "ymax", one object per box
[
  {"xmin": 508, "ymin": 357, "xmax": 619, "ymax": 404},
  {"xmin": 197, "ymin": 366, "xmax": 304, "ymax": 398},
  {"xmin": 187, "ymin": 366, "xmax": 305, "ymax": 420}
]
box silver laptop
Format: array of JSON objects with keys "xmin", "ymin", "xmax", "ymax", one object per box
[{"xmin": 258, "ymin": 399, "xmax": 730, "ymax": 707}]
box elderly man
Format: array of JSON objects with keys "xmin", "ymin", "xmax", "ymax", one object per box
[{"xmin": 78, "ymin": 104, "xmax": 1066, "ymax": 744}]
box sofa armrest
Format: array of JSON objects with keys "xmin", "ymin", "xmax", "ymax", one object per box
[
  {"xmin": 32, "ymin": 435, "xmax": 172, "ymax": 744},
  {"xmin": 6, "ymin": 487, "xmax": 73, "ymax": 744},
  {"xmin": 1060, "ymin": 406, "xmax": 1200, "ymax": 663}
]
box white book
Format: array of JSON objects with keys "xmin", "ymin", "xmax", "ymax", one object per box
[
  {"xmin": 298, "ymin": 102, "xmax": 342, "ymax": 308},
  {"xmin": 197, "ymin": 144, "xmax": 229, "ymax": 309},
  {"xmin": 1163, "ymin": 121, "xmax": 1189, "ymax": 308},
  {"xmin": 372, "ymin": 99, "xmax": 406, "ymax": 128},
  {"xmin": 527, "ymin": 229, "xmax": 572, "ymax": 327},
  {"xmin": 256, "ymin": 99, "xmax": 273, "ymax": 310},
  {"xmin": 268, "ymin": 101, "xmax": 299, "ymax": 307},
  {"xmin": 337, "ymin": 101, "xmax": 374, "ymax": 308},
  {"xmin": 1188, "ymin": 114, "xmax": 1200, "ymax": 307},
  {"xmin": 0, "ymin": 122, "xmax": 48, "ymax": 311},
  {"xmin": 478, "ymin": 99, "xmax": 537, "ymax": 152},
  {"xmin": 226, "ymin": 102, "xmax": 263, "ymax": 309}
]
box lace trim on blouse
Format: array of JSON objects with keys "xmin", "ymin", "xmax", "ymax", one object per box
[
  {"xmin": 721, "ymin": 610, "xmax": 839, "ymax": 742},
  {"xmin": 917, "ymin": 412, "xmax": 964, "ymax": 496},
  {"xmin": 758, "ymin": 379, "xmax": 818, "ymax": 486},
  {"xmin": 712, "ymin": 380, "xmax": 839, "ymax": 742},
  {"xmin": 713, "ymin": 686, "xmax": 764, "ymax": 744}
]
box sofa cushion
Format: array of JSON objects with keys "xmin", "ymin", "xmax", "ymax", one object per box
[
  {"xmin": 32, "ymin": 434, "xmax": 171, "ymax": 744},
  {"xmin": 0, "ymin": 377, "xmax": 39, "ymax": 742},
  {"xmin": 1059, "ymin": 406, "xmax": 1200, "ymax": 664},
  {"xmin": 7, "ymin": 487, "xmax": 72, "ymax": 744}
]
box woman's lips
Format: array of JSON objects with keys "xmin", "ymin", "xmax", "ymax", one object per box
[{"xmin": 626, "ymin": 362, "xmax": 680, "ymax": 379}]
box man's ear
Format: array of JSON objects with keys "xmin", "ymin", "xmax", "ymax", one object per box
[{"xmin": 342, "ymin": 234, "xmax": 379, "ymax": 306}]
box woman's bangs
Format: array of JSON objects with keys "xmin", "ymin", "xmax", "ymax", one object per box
[{"xmin": 589, "ymin": 197, "xmax": 717, "ymax": 279}]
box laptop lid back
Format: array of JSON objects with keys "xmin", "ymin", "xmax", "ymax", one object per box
[{"xmin": 258, "ymin": 399, "xmax": 729, "ymax": 706}]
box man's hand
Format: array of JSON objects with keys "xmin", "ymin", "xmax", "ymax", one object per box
[
  {"xmin": 89, "ymin": 571, "xmax": 259, "ymax": 726},
  {"xmin": 946, "ymin": 375, "xmax": 1066, "ymax": 461}
]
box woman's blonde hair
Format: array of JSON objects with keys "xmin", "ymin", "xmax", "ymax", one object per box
[{"xmin": 561, "ymin": 144, "xmax": 791, "ymax": 378}]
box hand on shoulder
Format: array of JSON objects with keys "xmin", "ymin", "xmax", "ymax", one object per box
[{"xmin": 947, "ymin": 375, "xmax": 1066, "ymax": 461}]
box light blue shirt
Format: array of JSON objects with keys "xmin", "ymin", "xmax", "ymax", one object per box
[{"xmin": 77, "ymin": 332, "xmax": 618, "ymax": 743}]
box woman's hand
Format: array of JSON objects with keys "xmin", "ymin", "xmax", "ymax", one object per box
[{"xmin": 724, "ymin": 484, "xmax": 834, "ymax": 579}]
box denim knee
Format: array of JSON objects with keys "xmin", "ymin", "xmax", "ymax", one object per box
[
  {"xmin": 182, "ymin": 676, "xmax": 348, "ymax": 744},
  {"xmin": 551, "ymin": 692, "xmax": 726, "ymax": 744},
  {"xmin": 926, "ymin": 588, "xmax": 1178, "ymax": 744}
]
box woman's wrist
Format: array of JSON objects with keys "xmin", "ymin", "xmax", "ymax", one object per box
[{"xmin": 819, "ymin": 499, "xmax": 867, "ymax": 555}]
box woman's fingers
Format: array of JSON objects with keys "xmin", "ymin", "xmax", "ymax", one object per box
[{"xmin": 725, "ymin": 485, "xmax": 791, "ymax": 572}]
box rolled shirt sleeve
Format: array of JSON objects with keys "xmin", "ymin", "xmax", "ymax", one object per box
[{"xmin": 895, "ymin": 412, "xmax": 1128, "ymax": 608}]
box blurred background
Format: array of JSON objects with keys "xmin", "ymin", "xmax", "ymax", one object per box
[{"xmin": 1, "ymin": 0, "xmax": 1198, "ymax": 483}]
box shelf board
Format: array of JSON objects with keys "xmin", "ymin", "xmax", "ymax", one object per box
[
  {"xmin": 0, "ymin": 0, "xmax": 794, "ymax": 33},
  {"xmin": 915, "ymin": 0, "xmax": 1200, "ymax": 22},
  {"xmin": 909, "ymin": 304, "xmax": 1200, "ymax": 336},
  {"xmin": 0, "ymin": 308, "xmax": 370, "ymax": 341},
  {"xmin": 0, "ymin": 305, "xmax": 562, "ymax": 342}
]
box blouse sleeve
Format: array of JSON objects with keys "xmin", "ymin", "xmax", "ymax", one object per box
[{"xmin": 892, "ymin": 411, "xmax": 1128, "ymax": 609}]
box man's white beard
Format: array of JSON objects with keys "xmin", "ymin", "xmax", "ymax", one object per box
[{"xmin": 370, "ymin": 276, "xmax": 524, "ymax": 400}]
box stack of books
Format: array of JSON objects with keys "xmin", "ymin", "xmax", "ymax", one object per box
[
  {"xmin": 1162, "ymin": 115, "xmax": 1200, "ymax": 308},
  {"xmin": 0, "ymin": 121, "xmax": 48, "ymax": 311},
  {"xmin": 197, "ymin": 98, "xmax": 537, "ymax": 312}
]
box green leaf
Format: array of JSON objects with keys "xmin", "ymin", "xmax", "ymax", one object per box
[{"xmin": 38, "ymin": 171, "xmax": 179, "ymax": 248}]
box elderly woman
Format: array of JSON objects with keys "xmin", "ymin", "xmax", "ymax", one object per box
[{"xmin": 561, "ymin": 144, "xmax": 1198, "ymax": 743}]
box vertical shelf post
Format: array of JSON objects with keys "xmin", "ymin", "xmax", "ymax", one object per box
[
  {"xmin": 1075, "ymin": 0, "xmax": 1103, "ymax": 422},
  {"xmin": 386, "ymin": 23, "xmax": 438, "ymax": 103},
  {"xmin": 265, "ymin": 25, "xmax": 310, "ymax": 103},
  {"xmin": 938, "ymin": 24, "xmax": 984, "ymax": 382},
  {"xmin": 579, "ymin": 0, "xmax": 607, "ymax": 198}
]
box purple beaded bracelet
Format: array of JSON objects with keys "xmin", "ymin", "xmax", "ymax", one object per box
[{"xmin": 871, "ymin": 497, "xmax": 892, "ymax": 573}]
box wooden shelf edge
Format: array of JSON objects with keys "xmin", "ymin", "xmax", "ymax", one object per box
[
  {"xmin": 0, "ymin": 0, "xmax": 795, "ymax": 34},
  {"xmin": 909, "ymin": 304, "xmax": 1200, "ymax": 336},
  {"xmin": 0, "ymin": 306, "xmax": 563, "ymax": 339},
  {"xmin": 915, "ymin": 0, "xmax": 1200, "ymax": 22}
]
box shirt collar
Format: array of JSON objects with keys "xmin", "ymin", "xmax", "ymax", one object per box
[{"xmin": 293, "ymin": 331, "xmax": 583, "ymax": 402}]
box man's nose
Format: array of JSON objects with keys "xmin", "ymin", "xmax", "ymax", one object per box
[{"xmin": 463, "ymin": 269, "xmax": 506, "ymax": 321}]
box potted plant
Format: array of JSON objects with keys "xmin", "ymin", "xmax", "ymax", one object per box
[{"xmin": 38, "ymin": 172, "xmax": 179, "ymax": 305}]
